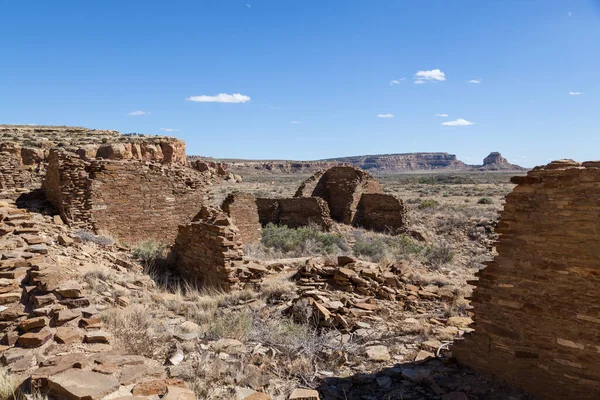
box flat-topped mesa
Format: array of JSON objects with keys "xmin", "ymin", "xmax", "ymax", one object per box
[
  {"xmin": 453, "ymin": 159, "xmax": 600, "ymax": 400},
  {"xmin": 478, "ymin": 151, "xmax": 525, "ymax": 171},
  {"xmin": 0, "ymin": 124, "xmax": 188, "ymax": 166}
]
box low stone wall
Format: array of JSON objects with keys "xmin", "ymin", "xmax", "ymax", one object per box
[
  {"xmin": 173, "ymin": 207, "xmax": 244, "ymax": 288},
  {"xmin": 353, "ymin": 194, "xmax": 407, "ymax": 234},
  {"xmin": 43, "ymin": 149, "xmax": 207, "ymax": 244},
  {"xmin": 453, "ymin": 160, "xmax": 600, "ymax": 400},
  {"xmin": 222, "ymin": 192, "xmax": 262, "ymax": 244},
  {"xmin": 255, "ymin": 197, "xmax": 333, "ymax": 230}
]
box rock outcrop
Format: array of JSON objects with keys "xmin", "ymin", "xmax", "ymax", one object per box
[
  {"xmin": 453, "ymin": 159, "xmax": 600, "ymax": 400},
  {"xmin": 478, "ymin": 152, "xmax": 524, "ymax": 171}
]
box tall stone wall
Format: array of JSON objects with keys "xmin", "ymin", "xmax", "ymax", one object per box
[
  {"xmin": 43, "ymin": 149, "xmax": 207, "ymax": 244},
  {"xmin": 173, "ymin": 207, "xmax": 244, "ymax": 288},
  {"xmin": 222, "ymin": 192, "xmax": 262, "ymax": 244},
  {"xmin": 255, "ymin": 197, "xmax": 333, "ymax": 231},
  {"xmin": 298, "ymin": 166, "xmax": 382, "ymax": 224},
  {"xmin": 453, "ymin": 160, "xmax": 600, "ymax": 400},
  {"xmin": 0, "ymin": 147, "xmax": 32, "ymax": 191},
  {"xmin": 353, "ymin": 194, "xmax": 407, "ymax": 234}
]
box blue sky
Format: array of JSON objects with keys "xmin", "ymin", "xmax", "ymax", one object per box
[{"xmin": 1, "ymin": 1, "xmax": 599, "ymax": 167}]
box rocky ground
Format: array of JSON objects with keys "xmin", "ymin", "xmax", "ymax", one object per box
[{"xmin": 0, "ymin": 170, "xmax": 532, "ymax": 400}]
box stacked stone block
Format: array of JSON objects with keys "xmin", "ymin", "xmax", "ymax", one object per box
[
  {"xmin": 222, "ymin": 192, "xmax": 262, "ymax": 244},
  {"xmin": 353, "ymin": 193, "xmax": 407, "ymax": 234},
  {"xmin": 256, "ymin": 197, "xmax": 333, "ymax": 231},
  {"xmin": 0, "ymin": 150, "xmax": 31, "ymax": 191},
  {"xmin": 453, "ymin": 160, "xmax": 600, "ymax": 400},
  {"xmin": 173, "ymin": 207, "xmax": 244, "ymax": 289}
]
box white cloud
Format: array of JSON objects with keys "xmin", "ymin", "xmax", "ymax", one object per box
[
  {"xmin": 390, "ymin": 77, "xmax": 406, "ymax": 85},
  {"xmin": 186, "ymin": 93, "xmax": 251, "ymax": 103},
  {"xmin": 569, "ymin": 91, "xmax": 582, "ymax": 95},
  {"xmin": 435, "ymin": 113, "xmax": 449, "ymax": 117},
  {"xmin": 568, "ymin": 12, "xmax": 572, "ymax": 16},
  {"xmin": 414, "ymin": 69, "xmax": 446, "ymax": 84},
  {"xmin": 246, "ymin": 4, "xmax": 251, "ymax": 8},
  {"xmin": 441, "ymin": 118, "xmax": 474, "ymax": 126},
  {"xmin": 468, "ymin": 79, "xmax": 482, "ymax": 84},
  {"xmin": 160, "ymin": 128, "xmax": 180, "ymax": 132},
  {"xmin": 290, "ymin": 121, "xmax": 302, "ymax": 124},
  {"xmin": 128, "ymin": 110, "xmax": 150, "ymax": 116},
  {"xmin": 377, "ymin": 113, "xmax": 394, "ymax": 118}
]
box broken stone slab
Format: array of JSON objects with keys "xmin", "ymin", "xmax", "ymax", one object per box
[
  {"xmin": 53, "ymin": 309, "xmax": 80, "ymax": 325},
  {"xmin": 0, "ymin": 292, "xmax": 22, "ymax": 305},
  {"xmin": 117, "ymin": 362, "xmax": 165, "ymax": 385},
  {"xmin": 245, "ymin": 392, "xmax": 272, "ymax": 400},
  {"xmin": 17, "ymin": 329, "xmax": 53, "ymax": 348},
  {"xmin": 131, "ymin": 378, "xmax": 185, "ymax": 396},
  {"xmin": 47, "ymin": 369, "xmax": 121, "ymax": 400},
  {"xmin": 58, "ymin": 234, "xmax": 75, "ymax": 246},
  {"xmin": 414, "ymin": 350, "xmax": 435, "ymax": 362},
  {"xmin": 18, "ymin": 316, "xmax": 49, "ymax": 332},
  {"xmin": 1, "ymin": 347, "xmax": 33, "ymax": 364},
  {"xmin": 211, "ymin": 338, "xmax": 245, "ymax": 354},
  {"xmin": 365, "ymin": 345, "xmax": 390, "ymax": 362},
  {"xmin": 55, "ymin": 327, "xmax": 82, "ymax": 345},
  {"xmin": 83, "ymin": 331, "xmax": 111, "ymax": 344},
  {"xmin": 26, "ymin": 245, "xmax": 48, "ymax": 254},
  {"xmin": 289, "ymin": 388, "xmax": 320, "ymax": 400},
  {"xmin": 161, "ymin": 386, "xmax": 196, "ymax": 400},
  {"xmin": 55, "ymin": 284, "xmax": 84, "ymax": 298}
]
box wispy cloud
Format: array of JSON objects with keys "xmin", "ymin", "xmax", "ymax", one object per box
[
  {"xmin": 468, "ymin": 79, "xmax": 482, "ymax": 84},
  {"xmin": 246, "ymin": 4, "xmax": 251, "ymax": 8},
  {"xmin": 290, "ymin": 121, "xmax": 302, "ymax": 124},
  {"xmin": 377, "ymin": 113, "xmax": 394, "ymax": 118},
  {"xmin": 128, "ymin": 110, "xmax": 150, "ymax": 116},
  {"xmin": 414, "ymin": 69, "xmax": 446, "ymax": 84},
  {"xmin": 186, "ymin": 93, "xmax": 251, "ymax": 103},
  {"xmin": 390, "ymin": 77, "xmax": 406, "ymax": 85},
  {"xmin": 441, "ymin": 118, "xmax": 474, "ymax": 126},
  {"xmin": 568, "ymin": 11, "xmax": 572, "ymax": 16},
  {"xmin": 435, "ymin": 113, "xmax": 449, "ymax": 117},
  {"xmin": 160, "ymin": 128, "xmax": 180, "ymax": 132},
  {"xmin": 569, "ymin": 91, "xmax": 582, "ymax": 95}
]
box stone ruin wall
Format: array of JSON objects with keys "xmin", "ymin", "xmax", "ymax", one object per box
[
  {"xmin": 222, "ymin": 192, "xmax": 262, "ymax": 244},
  {"xmin": 453, "ymin": 160, "xmax": 600, "ymax": 400},
  {"xmin": 0, "ymin": 145, "xmax": 33, "ymax": 192},
  {"xmin": 255, "ymin": 197, "xmax": 334, "ymax": 231},
  {"xmin": 173, "ymin": 207, "xmax": 244, "ymax": 289},
  {"xmin": 302, "ymin": 166, "xmax": 382, "ymax": 224},
  {"xmin": 353, "ymin": 193, "xmax": 407, "ymax": 234},
  {"xmin": 43, "ymin": 149, "xmax": 207, "ymax": 244}
]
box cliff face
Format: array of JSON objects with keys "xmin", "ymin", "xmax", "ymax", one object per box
[
  {"xmin": 196, "ymin": 152, "xmax": 525, "ymax": 174},
  {"xmin": 0, "ymin": 125, "xmax": 188, "ymax": 166}
]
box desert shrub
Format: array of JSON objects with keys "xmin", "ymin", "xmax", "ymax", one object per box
[
  {"xmin": 132, "ymin": 240, "xmax": 167, "ymax": 270},
  {"xmin": 207, "ymin": 310, "xmax": 254, "ymax": 341},
  {"xmin": 74, "ymin": 230, "xmax": 114, "ymax": 246},
  {"xmin": 0, "ymin": 369, "xmax": 16, "ymax": 400},
  {"xmin": 352, "ymin": 231, "xmax": 425, "ymax": 262},
  {"xmin": 425, "ymin": 242, "xmax": 455, "ymax": 267},
  {"xmin": 260, "ymin": 223, "xmax": 348, "ymax": 256},
  {"xmin": 477, "ymin": 197, "xmax": 493, "ymax": 204},
  {"xmin": 101, "ymin": 305, "xmax": 172, "ymax": 358},
  {"xmin": 418, "ymin": 199, "xmax": 439, "ymax": 209}
]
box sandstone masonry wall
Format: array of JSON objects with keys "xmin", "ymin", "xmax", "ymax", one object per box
[
  {"xmin": 43, "ymin": 149, "xmax": 207, "ymax": 244},
  {"xmin": 222, "ymin": 192, "xmax": 262, "ymax": 244},
  {"xmin": 173, "ymin": 208, "xmax": 244, "ymax": 288},
  {"xmin": 302, "ymin": 166, "xmax": 382, "ymax": 224},
  {"xmin": 255, "ymin": 197, "xmax": 333, "ymax": 231},
  {"xmin": 0, "ymin": 148, "xmax": 32, "ymax": 191},
  {"xmin": 453, "ymin": 160, "xmax": 600, "ymax": 400},
  {"xmin": 353, "ymin": 193, "xmax": 407, "ymax": 234}
]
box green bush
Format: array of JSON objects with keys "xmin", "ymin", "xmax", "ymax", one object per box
[
  {"xmin": 418, "ymin": 199, "xmax": 440, "ymax": 209},
  {"xmin": 352, "ymin": 232, "xmax": 425, "ymax": 262},
  {"xmin": 132, "ymin": 241, "xmax": 167, "ymax": 270},
  {"xmin": 425, "ymin": 242, "xmax": 455, "ymax": 267},
  {"xmin": 261, "ymin": 223, "xmax": 348, "ymax": 256},
  {"xmin": 477, "ymin": 197, "xmax": 493, "ymax": 205}
]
